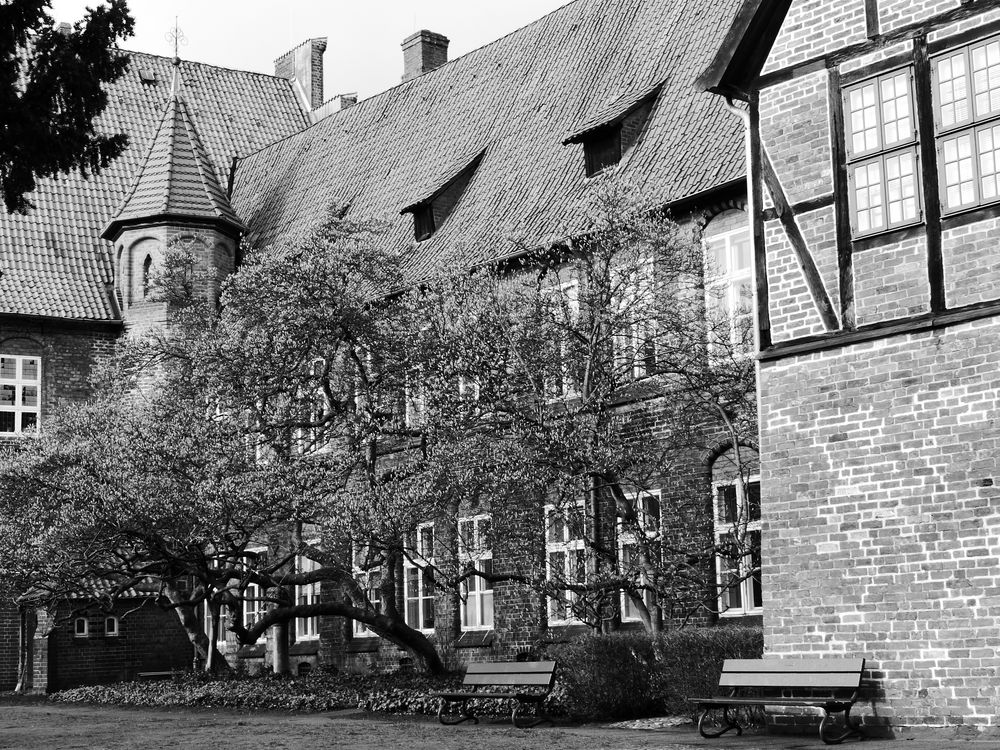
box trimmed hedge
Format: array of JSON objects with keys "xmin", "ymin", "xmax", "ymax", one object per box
[
  {"xmin": 545, "ymin": 625, "xmax": 763, "ymax": 720},
  {"xmin": 50, "ymin": 626, "xmax": 762, "ymax": 722}
]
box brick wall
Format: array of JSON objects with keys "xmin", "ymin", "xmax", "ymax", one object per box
[
  {"xmin": 763, "ymin": 0, "xmax": 868, "ymax": 74},
  {"xmin": 760, "ymin": 319, "xmax": 1000, "ymax": 727},
  {"xmin": 942, "ymin": 217, "xmax": 1000, "ymax": 308},
  {"xmin": 0, "ymin": 602, "xmax": 18, "ymax": 690},
  {"xmin": 879, "ymin": 1, "xmax": 962, "ymax": 35},
  {"xmin": 37, "ymin": 599, "xmax": 192, "ymax": 692},
  {"xmin": 853, "ymin": 236, "xmax": 931, "ymax": 326}
]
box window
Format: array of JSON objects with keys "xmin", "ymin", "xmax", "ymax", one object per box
[
  {"xmin": 844, "ymin": 68, "xmax": 922, "ymax": 236},
  {"xmin": 545, "ymin": 502, "xmax": 587, "ymax": 625},
  {"xmin": 141, "ymin": 255, "xmax": 152, "ymax": 298},
  {"xmin": 352, "ymin": 543, "xmax": 383, "ymax": 638},
  {"xmin": 714, "ymin": 479, "xmax": 762, "ymax": 617},
  {"xmin": 203, "ymin": 600, "xmax": 228, "ymax": 647},
  {"xmin": 458, "ymin": 515, "xmax": 493, "ymax": 631},
  {"xmin": 617, "ymin": 490, "xmax": 660, "ymax": 623},
  {"xmin": 403, "ymin": 152, "xmax": 483, "ymax": 241},
  {"xmin": 0, "ymin": 354, "xmax": 40, "ymax": 434},
  {"xmin": 614, "ymin": 257, "xmax": 657, "ymax": 380},
  {"xmin": 104, "ymin": 616, "xmax": 119, "ymax": 637},
  {"xmin": 543, "ymin": 279, "xmax": 580, "ymax": 399},
  {"xmin": 403, "ymin": 523, "xmax": 435, "ymax": 631},
  {"xmin": 704, "ymin": 224, "xmax": 753, "ymax": 355},
  {"xmin": 74, "ymin": 617, "xmax": 88, "ymax": 638},
  {"xmin": 933, "ymin": 36, "xmax": 1000, "ymax": 213},
  {"xmin": 580, "ymin": 100, "xmax": 655, "ymax": 177},
  {"xmin": 296, "ymin": 556, "xmax": 320, "ymax": 639},
  {"xmin": 242, "ymin": 582, "xmax": 267, "ymax": 639},
  {"xmin": 413, "ymin": 205, "xmax": 435, "ymax": 242},
  {"xmin": 404, "ymin": 381, "xmax": 425, "ymax": 427}
]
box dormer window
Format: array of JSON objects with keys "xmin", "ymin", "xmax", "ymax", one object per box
[
  {"xmin": 402, "ymin": 149, "xmax": 485, "ymax": 242},
  {"xmin": 564, "ymin": 82, "xmax": 662, "ymax": 177}
]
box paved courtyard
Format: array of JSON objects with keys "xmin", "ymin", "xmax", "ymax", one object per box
[{"xmin": 0, "ymin": 704, "xmax": 997, "ymax": 750}]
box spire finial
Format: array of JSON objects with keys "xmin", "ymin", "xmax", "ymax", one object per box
[{"xmin": 165, "ymin": 17, "xmax": 187, "ymax": 97}]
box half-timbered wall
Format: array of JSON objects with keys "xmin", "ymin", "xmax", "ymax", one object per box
[{"xmin": 752, "ymin": 0, "xmax": 1000, "ymax": 731}]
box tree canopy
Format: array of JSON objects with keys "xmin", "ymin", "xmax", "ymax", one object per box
[{"xmin": 0, "ymin": 0, "xmax": 134, "ymax": 212}]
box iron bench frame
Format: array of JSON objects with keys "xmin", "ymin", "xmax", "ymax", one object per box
[
  {"xmin": 689, "ymin": 658, "xmax": 867, "ymax": 745},
  {"xmin": 432, "ymin": 660, "xmax": 556, "ymax": 728}
]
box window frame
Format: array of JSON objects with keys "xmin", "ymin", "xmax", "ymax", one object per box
[
  {"xmin": 932, "ymin": 34, "xmax": 1000, "ymax": 215},
  {"xmin": 0, "ymin": 353, "xmax": 41, "ymax": 435},
  {"xmin": 104, "ymin": 616, "xmax": 119, "ymax": 637},
  {"xmin": 241, "ymin": 582, "xmax": 267, "ymax": 641},
  {"xmin": 403, "ymin": 522, "xmax": 436, "ymax": 633},
  {"xmin": 617, "ymin": 489, "xmax": 661, "ymax": 624},
  {"xmin": 351, "ymin": 542, "xmax": 383, "ymax": 638},
  {"xmin": 458, "ymin": 514, "xmax": 494, "ymax": 632},
  {"xmin": 542, "ymin": 277, "xmax": 581, "ymax": 400},
  {"xmin": 842, "ymin": 66, "xmax": 924, "ymax": 238},
  {"xmin": 713, "ymin": 477, "xmax": 762, "ymax": 618},
  {"xmin": 704, "ymin": 224, "xmax": 754, "ymax": 357},
  {"xmin": 295, "ymin": 555, "xmax": 320, "ymax": 640},
  {"xmin": 544, "ymin": 501, "xmax": 587, "ymax": 626},
  {"xmin": 73, "ymin": 617, "xmax": 89, "ymax": 638}
]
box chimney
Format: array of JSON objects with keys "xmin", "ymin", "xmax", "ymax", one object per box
[
  {"xmin": 55, "ymin": 22, "xmax": 72, "ymax": 35},
  {"xmin": 401, "ymin": 30, "xmax": 449, "ymax": 81},
  {"xmin": 274, "ymin": 37, "xmax": 327, "ymax": 111}
]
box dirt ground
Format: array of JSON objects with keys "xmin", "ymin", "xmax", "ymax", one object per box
[{"xmin": 0, "ymin": 703, "xmax": 996, "ymax": 750}]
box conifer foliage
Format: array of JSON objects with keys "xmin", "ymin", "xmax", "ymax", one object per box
[{"xmin": 0, "ymin": 0, "xmax": 134, "ymax": 212}]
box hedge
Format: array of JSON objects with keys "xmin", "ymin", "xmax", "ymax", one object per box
[{"xmin": 50, "ymin": 626, "xmax": 762, "ymax": 721}]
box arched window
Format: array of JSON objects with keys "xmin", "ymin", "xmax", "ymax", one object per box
[
  {"xmin": 710, "ymin": 447, "xmax": 762, "ymax": 618},
  {"xmin": 142, "ymin": 255, "xmax": 152, "ymax": 299}
]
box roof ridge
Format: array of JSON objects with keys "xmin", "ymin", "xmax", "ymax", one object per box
[{"xmin": 118, "ymin": 47, "xmax": 295, "ymax": 81}]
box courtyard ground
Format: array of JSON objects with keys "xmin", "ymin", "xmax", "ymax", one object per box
[{"xmin": 0, "ymin": 704, "xmax": 999, "ymax": 750}]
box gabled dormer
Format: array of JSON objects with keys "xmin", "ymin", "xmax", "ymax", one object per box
[
  {"xmin": 401, "ymin": 149, "xmax": 486, "ymax": 242},
  {"xmin": 563, "ymin": 82, "xmax": 663, "ymax": 176}
]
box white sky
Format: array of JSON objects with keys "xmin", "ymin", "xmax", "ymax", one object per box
[{"xmin": 50, "ymin": 0, "xmax": 572, "ymax": 100}]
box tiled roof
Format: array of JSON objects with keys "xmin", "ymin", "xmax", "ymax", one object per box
[
  {"xmin": 0, "ymin": 52, "xmax": 308, "ymax": 321},
  {"xmin": 102, "ymin": 85, "xmax": 247, "ymax": 239},
  {"xmin": 233, "ymin": 0, "xmax": 747, "ymax": 281}
]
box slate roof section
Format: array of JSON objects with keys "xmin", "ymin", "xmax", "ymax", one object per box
[
  {"xmin": 102, "ymin": 87, "xmax": 248, "ymax": 240},
  {"xmin": 0, "ymin": 52, "xmax": 307, "ymax": 321},
  {"xmin": 233, "ymin": 0, "xmax": 747, "ymax": 281},
  {"xmin": 563, "ymin": 79, "xmax": 665, "ymax": 145}
]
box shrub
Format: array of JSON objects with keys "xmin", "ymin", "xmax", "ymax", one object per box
[{"xmin": 544, "ymin": 625, "xmax": 763, "ymax": 721}]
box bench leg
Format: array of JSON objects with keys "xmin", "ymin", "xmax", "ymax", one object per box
[
  {"xmin": 698, "ymin": 707, "xmax": 743, "ymax": 739},
  {"xmin": 438, "ymin": 697, "xmax": 478, "ymax": 726},
  {"xmin": 819, "ymin": 705, "xmax": 864, "ymax": 745},
  {"xmin": 511, "ymin": 700, "xmax": 552, "ymax": 729}
]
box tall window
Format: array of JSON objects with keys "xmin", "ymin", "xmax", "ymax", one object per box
[
  {"xmin": 844, "ymin": 68, "xmax": 922, "ymax": 236},
  {"xmin": 614, "ymin": 257, "xmax": 657, "ymax": 381},
  {"xmin": 933, "ymin": 36, "xmax": 1000, "ymax": 213},
  {"xmin": 0, "ymin": 355, "xmax": 40, "ymax": 434},
  {"xmin": 403, "ymin": 523, "xmax": 435, "ymax": 631},
  {"xmin": 203, "ymin": 600, "xmax": 228, "ymax": 648},
  {"xmin": 458, "ymin": 515, "xmax": 493, "ymax": 630},
  {"xmin": 545, "ymin": 502, "xmax": 587, "ymax": 625},
  {"xmin": 705, "ymin": 223, "xmax": 753, "ymax": 355},
  {"xmin": 141, "ymin": 255, "xmax": 152, "ymax": 298},
  {"xmin": 543, "ymin": 278, "xmax": 580, "ymax": 399},
  {"xmin": 296, "ymin": 556, "xmax": 320, "ymax": 639},
  {"xmin": 352, "ymin": 543, "xmax": 382, "ymax": 638},
  {"xmin": 714, "ymin": 479, "xmax": 762, "ymax": 617},
  {"xmin": 618, "ymin": 489, "xmax": 660, "ymax": 623},
  {"xmin": 242, "ymin": 583, "xmax": 267, "ymax": 640}
]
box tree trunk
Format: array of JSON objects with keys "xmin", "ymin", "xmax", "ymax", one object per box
[
  {"xmin": 162, "ymin": 584, "xmax": 231, "ymax": 674},
  {"xmin": 14, "ymin": 607, "xmax": 36, "ymax": 694},
  {"xmin": 272, "ymin": 620, "xmax": 290, "ymax": 674}
]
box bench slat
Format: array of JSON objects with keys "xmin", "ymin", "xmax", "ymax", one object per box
[
  {"xmin": 465, "ymin": 673, "xmax": 554, "ymax": 686},
  {"xmin": 465, "ymin": 661, "xmax": 555, "ymax": 674},
  {"xmin": 719, "ymin": 672, "xmax": 861, "ymax": 689},
  {"xmin": 723, "ymin": 658, "xmax": 864, "ymax": 673}
]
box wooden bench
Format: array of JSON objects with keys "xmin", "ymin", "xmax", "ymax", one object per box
[
  {"xmin": 136, "ymin": 670, "xmax": 173, "ymax": 681},
  {"xmin": 689, "ymin": 658, "xmax": 866, "ymax": 745},
  {"xmin": 432, "ymin": 661, "xmax": 556, "ymax": 728}
]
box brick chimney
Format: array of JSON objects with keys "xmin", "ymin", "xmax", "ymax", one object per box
[
  {"xmin": 274, "ymin": 38, "xmax": 327, "ymax": 111},
  {"xmin": 402, "ymin": 30, "xmax": 449, "ymax": 81}
]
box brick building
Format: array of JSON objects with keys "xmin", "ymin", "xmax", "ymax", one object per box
[
  {"xmin": 701, "ymin": 0, "xmax": 1000, "ymax": 732},
  {"xmin": 1, "ymin": 0, "xmax": 759, "ymax": 687}
]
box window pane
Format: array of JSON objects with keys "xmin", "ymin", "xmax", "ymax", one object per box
[
  {"xmin": 941, "ymin": 133, "xmax": 977, "ymax": 209},
  {"xmin": 937, "ymin": 52, "xmax": 970, "ymax": 128},
  {"xmin": 482, "ymin": 590, "xmax": 494, "ymax": 627},
  {"xmin": 880, "ymin": 72, "xmax": 912, "ymax": 146},
  {"xmin": 546, "ymin": 512, "xmax": 564, "ymax": 544},
  {"xmin": 0, "ymin": 358, "xmax": 14, "ymax": 380},
  {"xmin": 22, "ymin": 358, "xmax": 38, "ymax": 381},
  {"xmin": 0, "ymin": 384, "xmax": 14, "ymax": 407},
  {"xmin": 22, "ymin": 385, "xmax": 37, "ymax": 407},
  {"xmin": 21, "ymin": 413, "xmax": 37, "ymax": 431},
  {"xmin": 848, "ymin": 83, "xmax": 879, "ymax": 154},
  {"xmin": 731, "ymin": 231, "xmax": 751, "ymax": 271},
  {"xmin": 852, "ymin": 161, "xmax": 884, "ymax": 233},
  {"xmin": 978, "ymin": 124, "xmax": 1000, "ymax": 201},
  {"xmin": 972, "ymin": 40, "xmax": 1000, "ymax": 119},
  {"xmin": 884, "ymin": 150, "xmax": 918, "ymax": 225}
]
